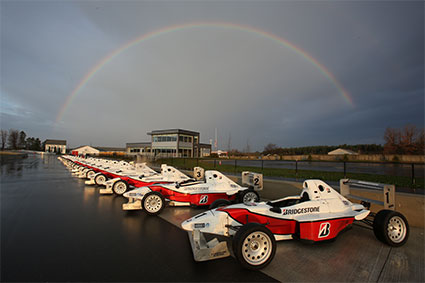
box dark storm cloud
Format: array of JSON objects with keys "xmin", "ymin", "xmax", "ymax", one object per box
[{"xmin": 1, "ymin": 1, "xmax": 423, "ymax": 150}]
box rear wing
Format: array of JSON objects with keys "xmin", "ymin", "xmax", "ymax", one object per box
[
  {"xmin": 160, "ymin": 164, "xmax": 190, "ymax": 181},
  {"xmin": 242, "ymin": 171, "xmax": 263, "ymax": 191},
  {"xmin": 340, "ymin": 179, "xmax": 395, "ymax": 210},
  {"xmin": 135, "ymin": 163, "xmax": 157, "ymax": 175},
  {"xmin": 193, "ymin": 167, "xmax": 205, "ymax": 180}
]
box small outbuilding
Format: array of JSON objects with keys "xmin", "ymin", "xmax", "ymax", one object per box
[
  {"xmin": 45, "ymin": 139, "xmax": 67, "ymax": 154},
  {"xmin": 71, "ymin": 145, "xmax": 100, "ymax": 156},
  {"xmin": 71, "ymin": 145, "xmax": 126, "ymax": 156},
  {"xmin": 328, "ymin": 148, "xmax": 358, "ymax": 155}
]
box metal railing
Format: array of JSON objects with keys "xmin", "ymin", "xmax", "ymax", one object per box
[{"xmin": 152, "ymin": 157, "xmax": 424, "ymax": 190}]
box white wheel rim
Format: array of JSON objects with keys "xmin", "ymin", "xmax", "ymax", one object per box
[
  {"xmin": 242, "ymin": 231, "xmax": 272, "ymax": 266},
  {"xmin": 87, "ymin": 171, "xmax": 95, "ymax": 178},
  {"xmin": 114, "ymin": 182, "xmax": 127, "ymax": 194},
  {"xmin": 243, "ymin": 192, "xmax": 258, "ymax": 203},
  {"xmin": 96, "ymin": 176, "xmax": 106, "ymax": 184},
  {"xmin": 145, "ymin": 195, "xmax": 162, "ymax": 213},
  {"xmin": 387, "ymin": 216, "xmax": 407, "ymax": 243}
]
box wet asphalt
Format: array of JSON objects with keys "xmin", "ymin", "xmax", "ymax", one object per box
[{"xmin": 1, "ymin": 154, "xmax": 276, "ymax": 282}]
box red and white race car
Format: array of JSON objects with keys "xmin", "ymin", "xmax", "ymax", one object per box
[
  {"xmin": 99, "ymin": 164, "xmax": 192, "ymax": 195},
  {"xmin": 61, "ymin": 156, "xmax": 133, "ymax": 182},
  {"xmin": 122, "ymin": 170, "xmax": 263, "ymax": 215},
  {"xmin": 181, "ymin": 179, "xmax": 409, "ymax": 270},
  {"xmin": 85, "ymin": 162, "xmax": 159, "ymax": 187}
]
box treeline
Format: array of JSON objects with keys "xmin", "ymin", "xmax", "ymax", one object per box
[
  {"xmin": 262, "ymin": 143, "xmax": 383, "ymax": 155},
  {"xmin": 384, "ymin": 125, "xmax": 424, "ymax": 155},
  {"xmin": 262, "ymin": 125, "xmax": 424, "ymax": 156},
  {"xmin": 0, "ymin": 129, "xmax": 43, "ymax": 151}
]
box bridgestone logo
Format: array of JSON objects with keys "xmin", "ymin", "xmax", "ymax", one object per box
[{"xmin": 282, "ymin": 206, "xmax": 320, "ymax": 215}]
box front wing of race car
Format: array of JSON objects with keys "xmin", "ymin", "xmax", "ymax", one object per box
[{"xmin": 122, "ymin": 186, "xmax": 153, "ymax": 210}]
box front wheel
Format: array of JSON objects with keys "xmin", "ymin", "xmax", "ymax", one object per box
[
  {"xmin": 239, "ymin": 190, "xmax": 260, "ymax": 204},
  {"xmin": 233, "ymin": 223, "xmax": 276, "ymax": 270},
  {"xmin": 142, "ymin": 192, "xmax": 165, "ymax": 215},
  {"xmin": 113, "ymin": 180, "xmax": 129, "ymax": 195},
  {"xmin": 373, "ymin": 210, "xmax": 409, "ymax": 247},
  {"xmin": 95, "ymin": 174, "xmax": 107, "ymax": 185},
  {"xmin": 86, "ymin": 170, "xmax": 96, "ymax": 179}
]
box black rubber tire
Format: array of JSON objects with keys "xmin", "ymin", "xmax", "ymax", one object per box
[
  {"xmin": 94, "ymin": 174, "xmax": 107, "ymax": 185},
  {"xmin": 232, "ymin": 223, "xmax": 276, "ymax": 270},
  {"xmin": 86, "ymin": 169, "xmax": 95, "ymax": 179},
  {"xmin": 373, "ymin": 210, "xmax": 409, "ymax": 247},
  {"xmin": 142, "ymin": 191, "xmax": 165, "ymax": 216},
  {"xmin": 112, "ymin": 180, "xmax": 129, "ymax": 195},
  {"xmin": 238, "ymin": 190, "xmax": 260, "ymax": 204},
  {"xmin": 209, "ymin": 199, "xmax": 231, "ymax": 209}
]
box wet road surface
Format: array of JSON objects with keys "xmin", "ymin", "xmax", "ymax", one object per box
[
  {"xmin": 2, "ymin": 154, "xmax": 424, "ymax": 282},
  {"xmin": 1, "ymin": 154, "xmax": 275, "ymax": 282}
]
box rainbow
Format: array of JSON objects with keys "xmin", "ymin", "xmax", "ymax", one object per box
[{"xmin": 56, "ymin": 22, "xmax": 353, "ymax": 123}]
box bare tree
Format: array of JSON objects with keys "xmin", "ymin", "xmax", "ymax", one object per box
[
  {"xmin": 383, "ymin": 127, "xmax": 400, "ymax": 154},
  {"xmin": 227, "ymin": 132, "xmax": 232, "ymax": 152},
  {"xmin": 8, "ymin": 129, "xmax": 19, "ymax": 150},
  {"xmin": 263, "ymin": 143, "xmax": 278, "ymax": 154},
  {"xmin": 245, "ymin": 138, "xmax": 251, "ymax": 153},
  {"xmin": 400, "ymin": 125, "xmax": 416, "ymax": 154},
  {"xmin": 1, "ymin": 129, "xmax": 7, "ymax": 150},
  {"xmin": 415, "ymin": 128, "xmax": 425, "ymax": 154}
]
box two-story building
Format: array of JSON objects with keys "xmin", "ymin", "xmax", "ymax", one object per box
[
  {"xmin": 149, "ymin": 129, "xmax": 199, "ymax": 158},
  {"xmin": 126, "ymin": 129, "xmax": 211, "ymax": 158}
]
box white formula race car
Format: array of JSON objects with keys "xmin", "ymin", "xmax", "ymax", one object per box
[
  {"xmin": 100, "ymin": 164, "xmax": 191, "ymax": 195},
  {"xmin": 122, "ymin": 169, "xmax": 263, "ymax": 215},
  {"xmin": 181, "ymin": 179, "xmax": 409, "ymax": 270}
]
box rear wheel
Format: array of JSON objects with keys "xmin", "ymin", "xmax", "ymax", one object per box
[
  {"xmin": 142, "ymin": 192, "xmax": 165, "ymax": 215},
  {"xmin": 113, "ymin": 180, "xmax": 129, "ymax": 195},
  {"xmin": 95, "ymin": 174, "xmax": 107, "ymax": 185},
  {"xmin": 233, "ymin": 223, "xmax": 276, "ymax": 270},
  {"xmin": 209, "ymin": 199, "xmax": 231, "ymax": 209},
  {"xmin": 239, "ymin": 190, "xmax": 260, "ymax": 204},
  {"xmin": 373, "ymin": 210, "xmax": 409, "ymax": 247}
]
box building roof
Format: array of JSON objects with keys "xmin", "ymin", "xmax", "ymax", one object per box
[
  {"xmin": 126, "ymin": 142, "xmax": 151, "ymax": 148},
  {"xmin": 199, "ymin": 143, "xmax": 212, "ymax": 148},
  {"xmin": 96, "ymin": 147, "xmax": 125, "ymax": 152},
  {"xmin": 147, "ymin": 129, "xmax": 199, "ymax": 136},
  {"xmin": 328, "ymin": 148, "xmax": 358, "ymax": 155},
  {"xmin": 45, "ymin": 139, "xmax": 66, "ymax": 145},
  {"xmin": 70, "ymin": 145, "xmax": 124, "ymax": 152}
]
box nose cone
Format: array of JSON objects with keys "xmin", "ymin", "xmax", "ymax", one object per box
[
  {"xmin": 123, "ymin": 187, "xmax": 151, "ymax": 199},
  {"xmin": 181, "ymin": 210, "xmax": 219, "ymax": 233},
  {"xmin": 181, "ymin": 218, "xmax": 193, "ymax": 231}
]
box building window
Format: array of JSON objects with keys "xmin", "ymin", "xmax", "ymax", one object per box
[
  {"xmin": 179, "ymin": 136, "xmax": 192, "ymax": 143},
  {"xmin": 154, "ymin": 135, "xmax": 177, "ymax": 142}
]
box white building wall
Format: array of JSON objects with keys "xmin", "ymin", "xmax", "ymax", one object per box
[{"xmin": 45, "ymin": 144, "xmax": 66, "ymax": 154}]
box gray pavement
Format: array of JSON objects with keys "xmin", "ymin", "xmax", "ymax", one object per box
[
  {"xmin": 1, "ymin": 154, "xmax": 424, "ymax": 282},
  {"xmin": 1, "ymin": 154, "xmax": 275, "ymax": 282}
]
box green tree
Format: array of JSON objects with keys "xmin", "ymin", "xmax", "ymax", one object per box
[{"xmin": 18, "ymin": 131, "xmax": 26, "ymax": 149}]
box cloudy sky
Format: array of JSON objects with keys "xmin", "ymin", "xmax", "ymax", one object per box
[{"xmin": 1, "ymin": 1, "xmax": 423, "ymax": 150}]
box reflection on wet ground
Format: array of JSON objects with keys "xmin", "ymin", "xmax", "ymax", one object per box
[{"xmin": 1, "ymin": 154, "xmax": 274, "ymax": 282}]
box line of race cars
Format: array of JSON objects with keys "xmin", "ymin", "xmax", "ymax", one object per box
[{"xmin": 59, "ymin": 155, "xmax": 409, "ymax": 270}]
